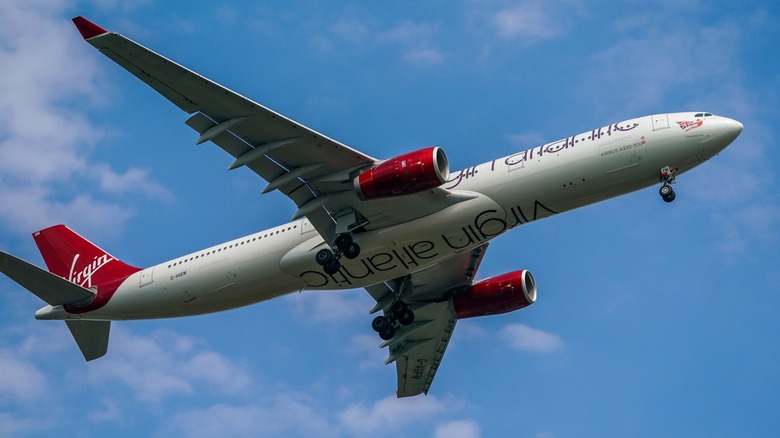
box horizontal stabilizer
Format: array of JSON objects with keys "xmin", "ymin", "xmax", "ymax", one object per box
[
  {"xmin": 0, "ymin": 251, "xmax": 95, "ymax": 306},
  {"xmin": 66, "ymin": 320, "xmax": 110, "ymax": 361}
]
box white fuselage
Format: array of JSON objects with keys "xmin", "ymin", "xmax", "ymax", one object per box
[{"xmin": 37, "ymin": 112, "xmax": 742, "ymax": 321}]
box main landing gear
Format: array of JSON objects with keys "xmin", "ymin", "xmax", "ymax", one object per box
[
  {"xmin": 314, "ymin": 233, "xmax": 361, "ymax": 275},
  {"xmin": 371, "ymin": 300, "xmax": 415, "ymax": 341},
  {"xmin": 659, "ymin": 165, "xmax": 677, "ymax": 203}
]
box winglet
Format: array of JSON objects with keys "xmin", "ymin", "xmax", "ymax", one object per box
[{"xmin": 72, "ymin": 16, "xmax": 108, "ymax": 40}]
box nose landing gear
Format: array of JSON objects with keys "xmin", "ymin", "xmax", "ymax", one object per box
[
  {"xmin": 659, "ymin": 166, "xmax": 677, "ymax": 203},
  {"xmin": 314, "ymin": 233, "xmax": 361, "ymax": 275}
]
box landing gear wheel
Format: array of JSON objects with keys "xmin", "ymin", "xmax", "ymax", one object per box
[
  {"xmin": 371, "ymin": 315, "xmax": 391, "ymax": 332},
  {"xmin": 379, "ymin": 325, "xmax": 396, "ymax": 341},
  {"xmin": 398, "ymin": 310, "xmax": 415, "ymax": 326},
  {"xmin": 390, "ymin": 301, "xmax": 408, "ymax": 316},
  {"xmin": 323, "ymin": 260, "xmax": 341, "ymax": 275},
  {"xmin": 659, "ymin": 184, "xmax": 676, "ymax": 203},
  {"xmin": 334, "ymin": 233, "xmax": 353, "ymax": 252},
  {"xmin": 315, "ymin": 248, "xmax": 335, "ymax": 266},
  {"xmin": 343, "ymin": 243, "xmax": 361, "ymax": 259}
]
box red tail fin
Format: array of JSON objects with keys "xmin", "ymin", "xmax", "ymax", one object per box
[{"xmin": 33, "ymin": 225, "xmax": 140, "ymax": 288}]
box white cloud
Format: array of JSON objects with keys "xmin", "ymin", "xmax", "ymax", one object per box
[
  {"xmin": 159, "ymin": 384, "xmax": 471, "ymax": 438},
  {"xmin": 94, "ymin": 164, "xmax": 172, "ymax": 200},
  {"xmin": 330, "ymin": 19, "xmax": 371, "ymax": 43},
  {"xmin": 583, "ymin": 18, "xmax": 742, "ymax": 116},
  {"xmin": 404, "ymin": 47, "xmax": 445, "ymax": 66},
  {"xmin": 381, "ymin": 21, "xmax": 439, "ymax": 44},
  {"xmin": 454, "ymin": 319, "xmax": 489, "ymax": 341},
  {"xmin": 184, "ymin": 350, "xmax": 252, "ymax": 395},
  {"xmin": 507, "ymin": 131, "xmax": 547, "ymax": 149},
  {"xmin": 434, "ymin": 420, "xmax": 482, "ymax": 438},
  {"xmin": 493, "ymin": 2, "xmax": 563, "ymax": 40},
  {"xmin": 16, "ymin": 321, "xmax": 73, "ymax": 356},
  {"xmin": 0, "ymin": 186, "xmax": 134, "ymax": 238},
  {"xmin": 87, "ymin": 328, "xmax": 253, "ymax": 403},
  {"xmin": 348, "ymin": 333, "xmax": 386, "ymax": 370},
  {"xmin": 339, "ymin": 395, "xmax": 452, "ymax": 436},
  {"xmin": 709, "ymin": 203, "xmax": 780, "ymax": 258},
  {"xmin": 215, "ymin": 5, "xmax": 238, "ymax": 26},
  {"xmin": 158, "ymin": 395, "xmax": 338, "ymax": 438},
  {"xmin": 500, "ymin": 323, "xmax": 564, "ymax": 353},
  {"xmin": 0, "ymin": 324, "xmax": 64, "ymax": 435},
  {"xmin": 0, "ymin": 412, "xmax": 53, "ymax": 438},
  {"xmin": 0, "ymin": 0, "xmax": 169, "ymax": 239},
  {"xmin": 0, "ymin": 350, "xmax": 48, "ymax": 403},
  {"xmin": 88, "ymin": 398, "xmax": 121, "ymax": 423},
  {"xmin": 319, "ymin": 16, "xmax": 444, "ymax": 67},
  {"xmin": 285, "ymin": 289, "xmax": 370, "ymax": 324}
]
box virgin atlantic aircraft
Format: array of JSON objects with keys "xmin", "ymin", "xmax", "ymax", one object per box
[{"xmin": 0, "ymin": 17, "xmax": 743, "ymax": 397}]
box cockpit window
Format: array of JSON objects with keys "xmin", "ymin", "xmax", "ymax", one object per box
[{"xmin": 694, "ymin": 112, "xmax": 714, "ymax": 117}]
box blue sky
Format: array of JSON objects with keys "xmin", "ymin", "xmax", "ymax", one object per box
[{"xmin": 1, "ymin": 0, "xmax": 779, "ymax": 436}]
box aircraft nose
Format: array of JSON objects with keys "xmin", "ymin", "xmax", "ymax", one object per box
[
  {"xmin": 722, "ymin": 117, "xmax": 744, "ymax": 143},
  {"xmin": 726, "ymin": 118, "xmax": 744, "ymax": 135}
]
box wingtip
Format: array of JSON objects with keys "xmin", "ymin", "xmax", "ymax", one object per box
[{"xmin": 72, "ymin": 16, "xmax": 108, "ymax": 40}]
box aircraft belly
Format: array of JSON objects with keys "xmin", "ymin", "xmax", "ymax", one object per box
[{"xmin": 281, "ymin": 193, "xmax": 507, "ymax": 290}]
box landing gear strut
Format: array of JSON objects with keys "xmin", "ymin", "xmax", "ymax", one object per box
[
  {"xmin": 659, "ymin": 166, "xmax": 677, "ymax": 203},
  {"xmin": 315, "ymin": 233, "xmax": 361, "ymax": 275},
  {"xmin": 371, "ymin": 300, "xmax": 415, "ymax": 341}
]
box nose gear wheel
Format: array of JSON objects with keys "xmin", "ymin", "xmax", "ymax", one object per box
[
  {"xmin": 659, "ymin": 183, "xmax": 676, "ymax": 202},
  {"xmin": 658, "ymin": 166, "xmax": 677, "ymax": 203}
]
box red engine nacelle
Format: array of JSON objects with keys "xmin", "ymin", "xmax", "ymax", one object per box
[
  {"xmin": 450, "ymin": 270, "xmax": 537, "ymax": 319},
  {"xmin": 354, "ymin": 147, "xmax": 449, "ymax": 200}
]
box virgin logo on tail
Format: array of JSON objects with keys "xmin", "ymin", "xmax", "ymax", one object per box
[{"xmin": 68, "ymin": 253, "xmax": 115, "ymax": 287}]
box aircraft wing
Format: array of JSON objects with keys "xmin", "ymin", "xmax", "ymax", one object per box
[
  {"xmin": 73, "ymin": 17, "xmax": 467, "ymax": 241},
  {"xmin": 365, "ymin": 243, "xmax": 489, "ymax": 397}
]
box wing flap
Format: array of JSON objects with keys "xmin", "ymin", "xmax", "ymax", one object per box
[{"xmin": 394, "ymin": 302, "xmax": 457, "ymax": 397}]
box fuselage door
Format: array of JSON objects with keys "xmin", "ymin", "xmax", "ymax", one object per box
[
  {"xmin": 139, "ymin": 267, "xmax": 154, "ymax": 287},
  {"xmin": 652, "ymin": 114, "xmax": 670, "ymax": 131},
  {"xmin": 300, "ymin": 218, "xmax": 317, "ymax": 235}
]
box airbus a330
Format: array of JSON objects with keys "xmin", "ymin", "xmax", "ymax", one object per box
[{"xmin": 0, "ymin": 17, "xmax": 743, "ymax": 397}]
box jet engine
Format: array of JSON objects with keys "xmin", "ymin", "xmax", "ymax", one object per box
[
  {"xmin": 450, "ymin": 270, "xmax": 537, "ymax": 319},
  {"xmin": 354, "ymin": 147, "xmax": 449, "ymax": 200}
]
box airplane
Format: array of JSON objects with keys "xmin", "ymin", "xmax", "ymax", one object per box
[{"xmin": 0, "ymin": 17, "xmax": 743, "ymax": 398}]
